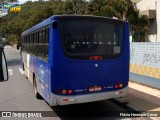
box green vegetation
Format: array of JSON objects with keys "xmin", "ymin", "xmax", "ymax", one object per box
[{"xmin": 0, "ymin": 0, "xmax": 150, "ymax": 44}]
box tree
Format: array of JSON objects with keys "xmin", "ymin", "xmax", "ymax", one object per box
[
  {"xmin": 0, "ymin": 0, "xmax": 150, "ymax": 44},
  {"xmin": 102, "ymin": 0, "xmax": 150, "ymax": 42},
  {"xmin": 128, "ymin": 9, "xmax": 150, "ymax": 42},
  {"xmin": 64, "ymin": 0, "xmax": 87, "ymax": 15},
  {"xmin": 86, "ymin": 0, "xmax": 104, "ymax": 15},
  {"xmin": 101, "ymin": 0, "xmax": 135, "ymax": 20}
]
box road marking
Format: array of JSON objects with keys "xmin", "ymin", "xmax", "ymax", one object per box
[
  {"xmin": 19, "ymin": 68, "xmax": 24, "ymax": 74},
  {"xmin": 8, "ymin": 69, "xmax": 13, "ymax": 75}
]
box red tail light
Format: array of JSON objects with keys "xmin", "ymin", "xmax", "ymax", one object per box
[
  {"xmin": 55, "ymin": 90, "xmax": 59, "ymax": 94},
  {"xmin": 114, "ymin": 85, "xmax": 119, "ymax": 89},
  {"xmin": 90, "ymin": 56, "xmax": 102, "ymax": 60},
  {"xmin": 68, "ymin": 90, "xmax": 73, "ymax": 94}
]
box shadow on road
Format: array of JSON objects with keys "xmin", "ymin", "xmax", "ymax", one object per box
[
  {"xmin": 7, "ymin": 59, "xmax": 21, "ymax": 67},
  {"xmin": 50, "ymin": 99, "xmax": 136, "ymax": 120}
]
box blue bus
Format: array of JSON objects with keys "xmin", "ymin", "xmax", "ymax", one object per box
[{"xmin": 21, "ymin": 15, "xmax": 129, "ymax": 106}]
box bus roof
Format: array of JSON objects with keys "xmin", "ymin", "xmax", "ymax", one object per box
[
  {"xmin": 21, "ymin": 16, "xmax": 52, "ymax": 36},
  {"xmin": 21, "ymin": 15, "xmax": 125, "ymax": 36}
]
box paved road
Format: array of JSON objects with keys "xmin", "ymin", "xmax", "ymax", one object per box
[{"xmin": 0, "ymin": 46, "xmax": 137, "ymax": 120}]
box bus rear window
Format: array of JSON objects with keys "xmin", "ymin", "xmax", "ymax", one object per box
[{"xmin": 61, "ymin": 19, "xmax": 124, "ymax": 59}]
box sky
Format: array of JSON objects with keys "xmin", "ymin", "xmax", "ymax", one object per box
[
  {"xmin": 18, "ymin": 0, "xmax": 39, "ymax": 4},
  {"xmin": 18, "ymin": 0, "xmax": 90, "ymax": 4}
]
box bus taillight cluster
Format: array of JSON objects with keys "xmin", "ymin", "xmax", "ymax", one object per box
[
  {"xmin": 114, "ymin": 84, "xmax": 123, "ymax": 89},
  {"xmin": 90, "ymin": 56, "xmax": 102, "ymax": 60},
  {"xmin": 55, "ymin": 89, "xmax": 73, "ymax": 95}
]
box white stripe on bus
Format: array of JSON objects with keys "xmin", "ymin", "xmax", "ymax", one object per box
[{"xmin": 27, "ymin": 54, "xmax": 30, "ymax": 79}]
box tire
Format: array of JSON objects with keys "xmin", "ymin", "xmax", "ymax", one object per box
[{"xmin": 34, "ymin": 78, "xmax": 42, "ymax": 99}]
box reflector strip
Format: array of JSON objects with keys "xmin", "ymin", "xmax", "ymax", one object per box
[
  {"xmin": 115, "ymin": 91, "xmax": 123, "ymax": 95},
  {"xmin": 63, "ymin": 99, "xmax": 68, "ymax": 102},
  {"xmin": 63, "ymin": 98, "xmax": 75, "ymax": 102},
  {"xmin": 90, "ymin": 56, "xmax": 102, "ymax": 60}
]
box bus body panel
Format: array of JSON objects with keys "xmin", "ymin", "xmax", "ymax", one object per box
[
  {"xmin": 49, "ymin": 19, "xmax": 129, "ymax": 105},
  {"xmin": 50, "ymin": 87, "xmax": 128, "ymax": 106},
  {"xmin": 61, "ymin": 61, "xmax": 124, "ymax": 91},
  {"xmin": 34, "ymin": 58, "xmax": 51, "ymax": 103},
  {"xmin": 22, "ymin": 52, "xmax": 51, "ymax": 103},
  {"xmin": 50, "ymin": 18, "xmax": 129, "ymax": 96}
]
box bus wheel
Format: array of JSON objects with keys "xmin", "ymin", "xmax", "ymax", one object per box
[{"xmin": 34, "ymin": 78, "xmax": 42, "ymax": 99}]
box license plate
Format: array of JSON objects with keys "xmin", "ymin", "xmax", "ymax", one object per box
[{"xmin": 89, "ymin": 86, "xmax": 102, "ymax": 92}]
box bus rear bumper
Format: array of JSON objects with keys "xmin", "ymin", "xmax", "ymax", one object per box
[{"xmin": 49, "ymin": 87, "xmax": 128, "ymax": 106}]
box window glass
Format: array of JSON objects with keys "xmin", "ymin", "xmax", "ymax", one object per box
[
  {"xmin": 61, "ymin": 20, "xmax": 124, "ymax": 59},
  {"xmin": 43, "ymin": 27, "xmax": 49, "ymax": 61},
  {"xmin": 21, "ymin": 26, "xmax": 49, "ymax": 61}
]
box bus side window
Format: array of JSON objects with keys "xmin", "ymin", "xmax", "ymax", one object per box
[
  {"xmin": 44, "ymin": 29, "xmax": 46, "ymax": 43},
  {"xmin": 46, "ymin": 28, "xmax": 49, "ymax": 43},
  {"xmin": 38, "ymin": 31, "xmax": 40, "ymax": 57},
  {"xmin": 26, "ymin": 35, "xmax": 28, "ymax": 53},
  {"xmin": 42, "ymin": 29, "xmax": 44, "ymax": 58},
  {"xmin": 39, "ymin": 30, "xmax": 41, "ymax": 43},
  {"xmin": 35, "ymin": 31, "xmax": 38, "ymax": 56},
  {"xmin": 31, "ymin": 33, "xmax": 33, "ymax": 54},
  {"xmin": 28, "ymin": 35, "xmax": 30, "ymax": 53},
  {"xmin": 37, "ymin": 30, "xmax": 42, "ymax": 58},
  {"xmin": 29, "ymin": 34, "xmax": 33, "ymax": 54},
  {"xmin": 40, "ymin": 30, "xmax": 43, "ymax": 57},
  {"xmin": 35, "ymin": 32, "xmax": 37, "ymax": 56},
  {"xmin": 37, "ymin": 31, "xmax": 40, "ymax": 43},
  {"xmin": 27, "ymin": 35, "xmax": 29, "ymax": 53},
  {"xmin": 42, "ymin": 29, "xmax": 44, "ymax": 44},
  {"xmin": 43, "ymin": 27, "xmax": 49, "ymax": 61},
  {"xmin": 33, "ymin": 32, "xmax": 36, "ymax": 55}
]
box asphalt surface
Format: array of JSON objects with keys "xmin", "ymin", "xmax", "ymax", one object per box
[{"xmin": 0, "ymin": 46, "xmax": 141, "ymax": 120}]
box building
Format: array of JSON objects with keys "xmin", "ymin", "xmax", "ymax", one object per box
[{"xmin": 132, "ymin": 0, "xmax": 160, "ymax": 42}]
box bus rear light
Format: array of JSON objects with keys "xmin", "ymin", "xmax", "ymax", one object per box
[
  {"xmin": 63, "ymin": 99, "xmax": 68, "ymax": 102},
  {"xmin": 90, "ymin": 56, "xmax": 102, "ymax": 60},
  {"xmin": 114, "ymin": 85, "xmax": 118, "ymax": 89},
  {"xmin": 68, "ymin": 90, "xmax": 73, "ymax": 94},
  {"xmin": 55, "ymin": 90, "xmax": 59, "ymax": 94},
  {"xmin": 62, "ymin": 90, "xmax": 67, "ymax": 95},
  {"xmin": 119, "ymin": 91, "xmax": 123, "ymax": 94},
  {"xmin": 119, "ymin": 84, "xmax": 123, "ymax": 88}
]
